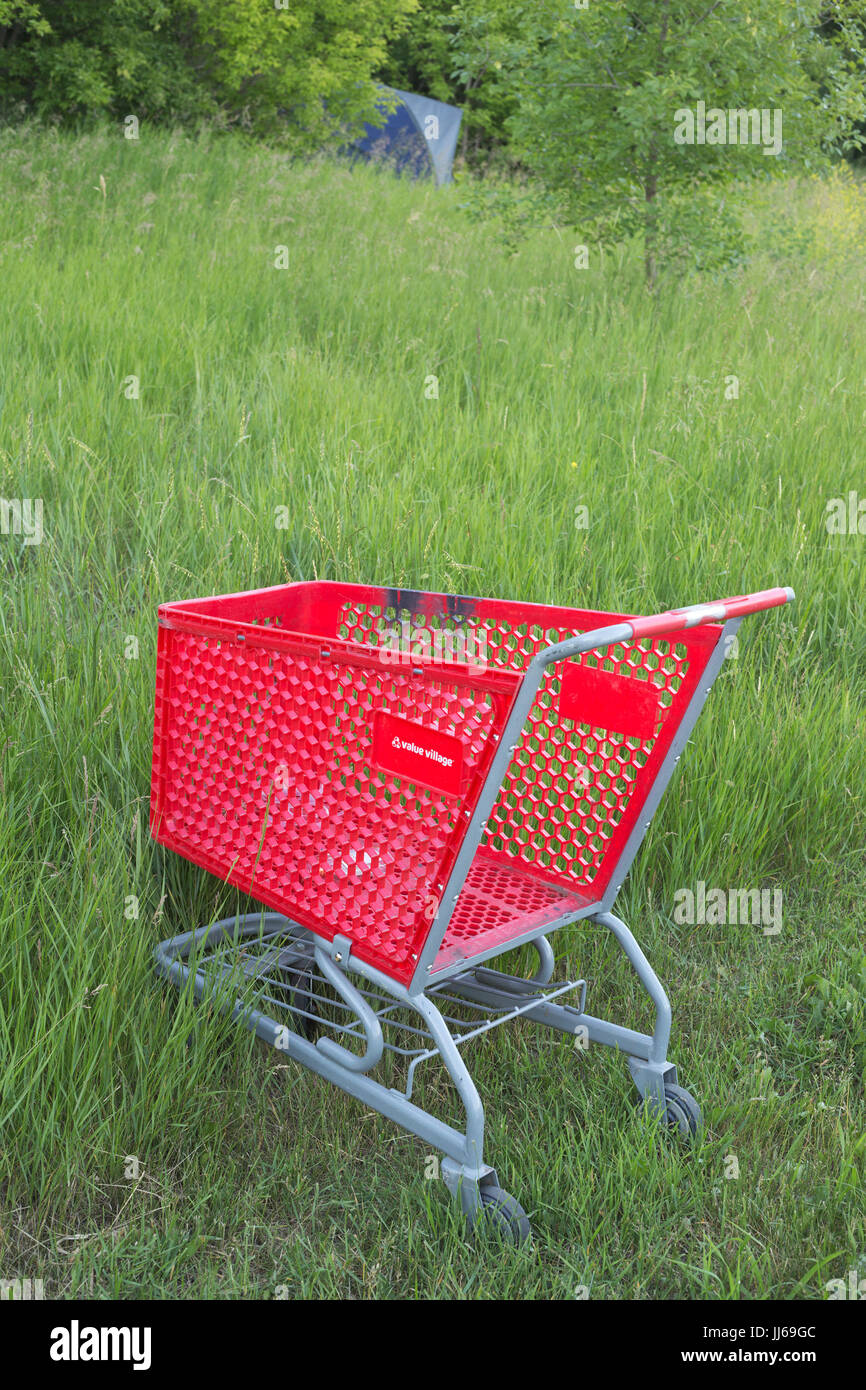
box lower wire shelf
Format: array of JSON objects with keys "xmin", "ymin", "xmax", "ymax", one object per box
[
  {"xmin": 155, "ymin": 904, "xmax": 700, "ymax": 1245},
  {"xmin": 182, "ymin": 916, "xmax": 586, "ymax": 1102}
]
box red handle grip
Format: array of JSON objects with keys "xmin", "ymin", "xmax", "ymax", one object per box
[{"xmin": 628, "ymin": 586, "xmax": 794, "ymax": 640}]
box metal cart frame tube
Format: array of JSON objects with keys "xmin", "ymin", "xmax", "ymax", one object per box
[{"xmin": 155, "ymin": 919, "xmax": 499, "ymax": 1209}]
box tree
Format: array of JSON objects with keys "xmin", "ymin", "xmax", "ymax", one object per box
[
  {"xmin": 0, "ymin": 0, "xmax": 418, "ymax": 137},
  {"xmin": 0, "ymin": 1, "xmax": 210, "ymax": 120},
  {"xmin": 182, "ymin": 0, "xmax": 418, "ymax": 138},
  {"xmin": 480, "ymin": 0, "xmax": 866, "ymax": 285}
]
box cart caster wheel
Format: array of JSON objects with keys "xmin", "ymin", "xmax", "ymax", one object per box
[
  {"xmin": 472, "ymin": 1187, "xmax": 531, "ymax": 1246},
  {"xmin": 640, "ymin": 1084, "xmax": 702, "ymax": 1140},
  {"xmin": 282, "ymin": 967, "xmax": 319, "ymax": 1041}
]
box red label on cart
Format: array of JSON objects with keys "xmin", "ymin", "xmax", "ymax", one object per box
[
  {"xmin": 559, "ymin": 660, "xmax": 661, "ymax": 739},
  {"xmin": 372, "ymin": 712, "xmax": 466, "ymax": 797}
]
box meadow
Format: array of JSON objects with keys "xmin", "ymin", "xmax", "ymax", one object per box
[{"xmin": 0, "ymin": 124, "xmax": 863, "ymax": 1298}]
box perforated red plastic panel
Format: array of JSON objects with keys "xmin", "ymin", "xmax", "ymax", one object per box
[
  {"xmin": 150, "ymin": 596, "xmax": 520, "ymax": 985},
  {"xmin": 434, "ymin": 858, "xmax": 591, "ymax": 974},
  {"xmin": 333, "ymin": 584, "xmax": 720, "ymax": 911},
  {"xmin": 150, "ymin": 581, "xmax": 722, "ymax": 984}
]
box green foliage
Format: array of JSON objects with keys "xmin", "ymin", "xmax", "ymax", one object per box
[
  {"xmin": 181, "ymin": 0, "xmax": 418, "ymax": 138},
  {"xmin": 0, "ymin": 2, "xmax": 210, "ymax": 121},
  {"xmin": 3, "ymin": 0, "xmax": 866, "ymax": 189},
  {"xmin": 0, "ymin": 0, "xmax": 418, "ymax": 136},
  {"xmin": 481, "ymin": 0, "xmax": 866, "ymax": 281}
]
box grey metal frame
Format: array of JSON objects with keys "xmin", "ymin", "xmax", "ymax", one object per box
[
  {"xmin": 156, "ymin": 912, "xmax": 589, "ymax": 1214},
  {"xmin": 155, "ymin": 904, "xmax": 684, "ymax": 1214}
]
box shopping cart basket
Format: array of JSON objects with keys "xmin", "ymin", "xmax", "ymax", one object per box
[{"xmin": 151, "ymin": 579, "xmax": 794, "ymax": 1242}]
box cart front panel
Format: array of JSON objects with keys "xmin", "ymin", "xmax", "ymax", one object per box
[{"xmin": 150, "ymin": 608, "xmax": 519, "ymax": 984}]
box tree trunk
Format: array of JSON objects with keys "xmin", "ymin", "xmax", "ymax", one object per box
[
  {"xmin": 644, "ymin": 158, "xmax": 658, "ymax": 291},
  {"xmin": 643, "ymin": 3, "xmax": 669, "ymax": 290}
]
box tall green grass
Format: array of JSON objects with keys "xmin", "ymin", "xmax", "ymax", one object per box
[{"xmin": 0, "ymin": 124, "xmax": 863, "ymax": 1299}]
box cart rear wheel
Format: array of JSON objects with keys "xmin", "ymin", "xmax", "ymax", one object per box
[
  {"xmin": 281, "ymin": 965, "xmax": 319, "ymax": 1041},
  {"xmin": 639, "ymin": 1083, "xmax": 702, "ymax": 1140},
  {"xmin": 472, "ymin": 1186, "xmax": 531, "ymax": 1246}
]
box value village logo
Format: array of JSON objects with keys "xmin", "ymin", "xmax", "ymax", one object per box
[
  {"xmin": 390, "ymin": 732, "xmax": 455, "ymax": 770},
  {"xmin": 374, "ymin": 711, "xmax": 465, "ymax": 797}
]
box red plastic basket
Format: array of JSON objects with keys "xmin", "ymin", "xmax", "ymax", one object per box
[{"xmin": 150, "ymin": 581, "xmax": 722, "ymax": 985}]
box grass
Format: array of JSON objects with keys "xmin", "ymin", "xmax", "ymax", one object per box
[{"xmin": 0, "ymin": 122, "xmax": 863, "ymax": 1299}]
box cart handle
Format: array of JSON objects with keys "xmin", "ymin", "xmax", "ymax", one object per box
[
  {"xmin": 537, "ymin": 586, "xmax": 794, "ymax": 667},
  {"xmin": 628, "ymin": 585, "xmax": 794, "ymax": 640}
]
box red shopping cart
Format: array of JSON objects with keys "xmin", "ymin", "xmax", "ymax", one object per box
[{"xmin": 152, "ymin": 580, "xmax": 793, "ymax": 1242}]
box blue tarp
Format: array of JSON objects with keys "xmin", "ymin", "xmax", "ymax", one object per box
[{"xmin": 354, "ymin": 87, "xmax": 462, "ymax": 187}]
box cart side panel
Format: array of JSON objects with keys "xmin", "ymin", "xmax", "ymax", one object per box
[
  {"xmin": 329, "ymin": 586, "xmax": 722, "ymax": 906},
  {"xmin": 482, "ymin": 627, "xmax": 721, "ymax": 902},
  {"xmin": 149, "ymin": 622, "xmax": 518, "ymax": 985}
]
